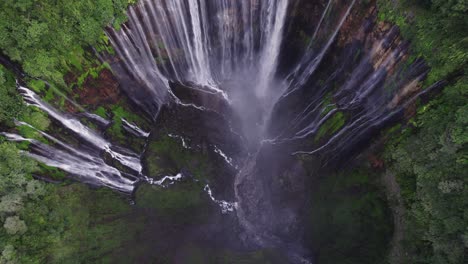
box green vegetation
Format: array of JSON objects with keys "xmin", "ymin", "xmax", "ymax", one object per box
[
  {"xmin": 37, "ymin": 163, "xmax": 67, "ymax": 181},
  {"xmin": 0, "ymin": 65, "xmax": 51, "ymax": 147},
  {"xmin": 377, "ymin": 0, "xmax": 467, "ymax": 85},
  {"xmin": 144, "ymin": 135, "xmax": 215, "ymax": 180},
  {"xmin": 314, "ymin": 111, "xmax": 346, "ymax": 142},
  {"xmin": 0, "ymin": 180, "xmax": 146, "ymax": 263},
  {"xmin": 384, "ymin": 77, "xmax": 467, "ymax": 263},
  {"xmin": 0, "ymin": 1, "xmax": 231, "ymax": 263},
  {"xmin": 175, "ymin": 244, "xmax": 289, "ymax": 264},
  {"xmin": 377, "ymin": 1, "xmax": 467, "ymax": 263},
  {"xmin": 0, "ymin": 114, "xmax": 141, "ymax": 262},
  {"xmin": 16, "ymin": 110, "xmax": 50, "ymax": 142},
  {"xmin": 0, "ymin": 2, "xmax": 152, "ymax": 262},
  {"xmin": 320, "ymin": 92, "xmax": 336, "ymax": 117},
  {"xmin": 0, "ymin": 0, "xmax": 465, "ymax": 262},
  {"xmin": 0, "ymin": 0, "xmax": 135, "ymax": 86},
  {"xmin": 107, "ymin": 105, "xmax": 147, "ymax": 144},
  {"xmin": 305, "ymin": 168, "xmax": 393, "ymax": 264},
  {"xmin": 0, "ymin": 65, "xmax": 50, "ymax": 140},
  {"xmin": 136, "ymin": 182, "xmax": 207, "ymax": 222},
  {"xmin": 0, "ymin": 66, "xmax": 24, "ymax": 126},
  {"xmin": 74, "ymin": 62, "xmax": 112, "ymax": 88},
  {"xmin": 94, "ymin": 106, "xmax": 108, "ymax": 119}
]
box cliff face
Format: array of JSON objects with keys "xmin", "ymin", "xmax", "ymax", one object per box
[
  {"xmin": 1, "ymin": 0, "xmax": 465, "ymax": 263},
  {"xmin": 65, "ymin": 0, "xmax": 438, "ymax": 262},
  {"xmin": 130, "ymin": 2, "xmax": 414, "ymax": 262}
]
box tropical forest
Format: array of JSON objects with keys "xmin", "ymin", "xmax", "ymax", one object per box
[{"xmin": 0, "ymin": 0, "xmax": 466, "ymax": 263}]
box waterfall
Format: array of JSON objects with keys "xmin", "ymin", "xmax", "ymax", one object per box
[
  {"xmin": 3, "ymin": 87, "xmax": 147, "ymax": 192},
  {"xmin": 282, "ymin": 0, "xmax": 356, "ymax": 98},
  {"xmin": 2, "ymin": 0, "xmax": 430, "ymax": 191},
  {"xmin": 108, "ymin": 0, "xmax": 291, "ymax": 111},
  {"xmin": 255, "ymin": 0, "xmax": 289, "ymax": 98},
  {"xmin": 19, "ymin": 87, "xmax": 144, "ymax": 173},
  {"xmin": 0, "ymin": 131, "xmax": 137, "ymax": 192},
  {"xmin": 1, "ymin": 0, "xmax": 439, "ymax": 262},
  {"xmin": 122, "ymin": 118, "xmax": 151, "ymax": 138}
]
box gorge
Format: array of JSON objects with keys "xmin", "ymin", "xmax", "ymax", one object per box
[{"xmin": 0, "ymin": 0, "xmax": 466, "ymax": 263}]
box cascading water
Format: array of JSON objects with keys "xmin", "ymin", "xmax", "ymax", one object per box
[
  {"xmin": 107, "ymin": 0, "xmax": 292, "ymax": 118},
  {"xmin": 1, "ymin": 0, "xmax": 441, "ymax": 262},
  {"xmin": 2, "ymin": 87, "xmax": 143, "ymax": 192},
  {"xmin": 1, "ymin": 131, "xmax": 137, "ymax": 192},
  {"xmin": 19, "ymin": 87, "xmax": 144, "ymax": 173}
]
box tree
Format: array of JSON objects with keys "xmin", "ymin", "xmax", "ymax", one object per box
[
  {"xmin": 0, "ymin": 0, "xmax": 134, "ymax": 85},
  {"xmin": 0, "ymin": 142, "xmax": 38, "ymax": 197},
  {"xmin": 0, "ymin": 194, "xmax": 23, "ymax": 214},
  {"xmin": 431, "ymin": 0, "xmax": 468, "ymax": 17},
  {"xmin": 385, "ymin": 77, "xmax": 467, "ymax": 263},
  {"xmin": 3, "ymin": 216, "xmax": 27, "ymax": 235},
  {"xmin": 0, "ymin": 66, "xmax": 24, "ymax": 126}
]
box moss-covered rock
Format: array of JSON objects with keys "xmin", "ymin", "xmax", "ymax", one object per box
[
  {"xmin": 135, "ymin": 181, "xmax": 211, "ymax": 223},
  {"xmin": 304, "ymin": 168, "xmax": 393, "ymax": 264},
  {"xmin": 175, "ymin": 244, "xmax": 290, "ymax": 264},
  {"xmin": 143, "ymin": 134, "xmax": 217, "ymax": 181}
]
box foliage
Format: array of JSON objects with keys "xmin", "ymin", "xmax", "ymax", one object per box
[
  {"xmin": 377, "ymin": 1, "xmax": 467, "ymax": 263},
  {"xmin": 144, "ymin": 135, "xmax": 215, "ymax": 180},
  {"xmin": 0, "ymin": 34, "xmax": 51, "ymax": 138},
  {"xmin": 0, "ymin": 179, "xmax": 144, "ymax": 263},
  {"xmin": 377, "ymin": 0, "xmax": 467, "ymax": 85},
  {"xmin": 0, "ymin": 142, "xmax": 39, "ymax": 198},
  {"xmin": 378, "ymin": 0, "xmax": 468, "ymax": 263},
  {"xmin": 74, "ymin": 61, "xmax": 112, "ymax": 88},
  {"xmin": 136, "ymin": 182, "xmax": 206, "ymax": 221},
  {"xmin": 15, "ymin": 109, "xmax": 51, "ymax": 143},
  {"xmin": 107, "ymin": 105, "xmax": 147, "ymax": 144},
  {"xmin": 0, "ymin": 142, "xmax": 42, "ymax": 261},
  {"xmin": 0, "ymin": 0, "xmax": 134, "ymax": 86},
  {"xmin": 175, "ymin": 244, "xmax": 289, "ymax": 264},
  {"xmin": 94, "ymin": 106, "xmax": 108, "ymax": 119},
  {"xmin": 314, "ymin": 111, "xmax": 346, "ymax": 142},
  {"xmin": 100, "ymin": 104, "xmax": 150, "ymax": 155},
  {"xmin": 0, "ymin": 140, "xmax": 188, "ymax": 263},
  {"xmin": 0, "ymin": 135, "xmax": 143, "ymax": 263},
  {"xmin": 384, "ymin": 77, "xmax": 467, "ymax": 263},
  {"xmin": 0, "ymin": 1, "xmax": 464, "ymax": 263},
  {"xmin": 305, "ymin": 168, "xmax": 393, "ymax": 264},
  {"xmin": 320, "ymin": 92, "xmax": 335, "ymax": 117},
  {"xmin": 0, "ymin": 66, "xmax": 25, "ymax": 126},
  {"xmin": 3, "ymin": 216, "xmax": 27, "ymax": 235},
  {"xmin": 0, "ymin": 2, "xmax": 149, "ymax": 261}
]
